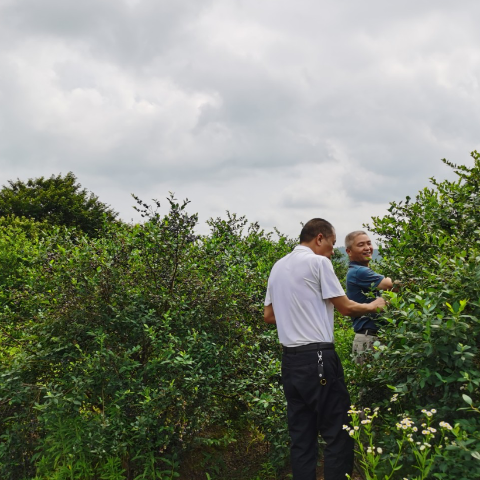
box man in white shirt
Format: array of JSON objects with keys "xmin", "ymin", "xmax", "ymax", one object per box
[{"xmin": 264, "ymin": 218, "xmax": 386, "ymax": 480}]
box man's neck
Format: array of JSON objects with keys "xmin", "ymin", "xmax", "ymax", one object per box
[
  {"xmin": 350, "ymin": 259, "xmax": 370, "ymax": 267},
  {"xmin": 299, "ymin": 241, "xmax": 315, "ymax": 253}
]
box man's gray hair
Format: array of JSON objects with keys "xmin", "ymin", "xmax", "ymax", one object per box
[{"xmin": 345, "ymin": 230, "xmax": 367, "ymax": 250}]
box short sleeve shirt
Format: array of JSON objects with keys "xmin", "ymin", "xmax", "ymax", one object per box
[
  {"xmin": 346, "ymin": 262, "xmax": 384, "ymax": 332},
  {"xmin": 264, "ymin": 245, "xmax": 345, "ymax": 346}
]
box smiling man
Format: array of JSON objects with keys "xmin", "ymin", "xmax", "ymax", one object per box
[
  {"xmin": 345, "ymin": 231, "xmax": 394, "ymax": 362},
  {"xmin": 264, "ymin": 219, "xmax": 386, "ymax": 480}
]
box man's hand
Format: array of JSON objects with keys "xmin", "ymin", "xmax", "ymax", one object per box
[
  {"xmin": 369, "ymin": 296, "xmax": 386, "ymax": 312},
  {"xmin": 392, "ymin": 280, "xmax": 402, "ymax": 293}
]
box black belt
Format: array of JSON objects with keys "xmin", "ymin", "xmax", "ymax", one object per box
[
  {"xmin": 282, "ymin": 342, "xmax": 334, "ymax": 354},
  {"xmin": 356, "ymin": 329, "xmax": 378, "ymax": 336}
]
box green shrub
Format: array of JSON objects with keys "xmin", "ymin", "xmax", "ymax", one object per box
[
  {"xmin": 352, "ymin": 151, "xmax": 480, "ymax": 478},
  {"xmin": 4, "ymin": 152, "xmax": 480, "ymax": 479},
  {"xmin": 0, "ymin": 195, "xmax": 296, "ymax": 479}
]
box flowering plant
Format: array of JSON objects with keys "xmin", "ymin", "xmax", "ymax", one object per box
[{"xmin": 345, "ymin": 405, "xmax": 460, "ymax": 480}]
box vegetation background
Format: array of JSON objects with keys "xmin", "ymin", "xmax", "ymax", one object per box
[{"xmin": 0, "ymin": 153, "xmax": 479, "ymax": 480}]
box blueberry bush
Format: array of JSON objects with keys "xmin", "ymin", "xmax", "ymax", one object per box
[
  {"xmin": 0, "ymin": 194, "xmax": 297, "ymax": 479},
  {"xmin": 350, "ymin": 151, "xmax": 480, "ymax": 479},
  {"xmin": 2, "ymin": 152, "xmax": 480, "ymax": 479}
]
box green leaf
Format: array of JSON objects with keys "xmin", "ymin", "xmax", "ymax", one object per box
[{"xmin": 471, "ymin": 451, "xmax": 480, "ymax": 461}]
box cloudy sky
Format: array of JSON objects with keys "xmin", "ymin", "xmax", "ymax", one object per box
[{"xmin": 1, "ymin": 0, "xmax": 479, "ymax": 245}]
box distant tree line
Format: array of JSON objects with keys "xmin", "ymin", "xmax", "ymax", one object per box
[{"xmin": 0, "ymin": 172, "xmax": 117, "ymax": 236}]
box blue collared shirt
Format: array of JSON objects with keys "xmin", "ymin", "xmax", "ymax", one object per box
[{"xmin": 346, "ymin": 261, "xmax": 384, "ymax": 332}]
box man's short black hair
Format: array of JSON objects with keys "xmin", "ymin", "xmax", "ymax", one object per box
[{"xmin": 300, "ymin": 218, "xmax": 334, "ymax": 243}]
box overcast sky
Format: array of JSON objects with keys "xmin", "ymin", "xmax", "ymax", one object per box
[{"xmin": 0, "ymin": 0, "xmax": 479, "ymax": 245}]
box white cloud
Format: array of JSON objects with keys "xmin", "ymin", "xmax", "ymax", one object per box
[{"xmin": 0, "ymin": 0, "xmax": 479, "ymax": 243}]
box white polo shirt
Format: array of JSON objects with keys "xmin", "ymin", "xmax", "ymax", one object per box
[{"xmin": 264, "ymin": 245, "xmax": 345, "ymax": 346}]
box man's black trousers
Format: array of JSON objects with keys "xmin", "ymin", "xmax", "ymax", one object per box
[{"xmin": 281, "ymin": 348, "xmax": 354, "ymax": 480}]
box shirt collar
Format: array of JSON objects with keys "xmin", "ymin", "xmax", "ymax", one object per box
[
  {"xmin": 295, "ymin": 245, "xmax": 313, "ymax": 252},
  {"xmin": 349, "ymin": 261, "xmax": 368, "ymax": 267}
]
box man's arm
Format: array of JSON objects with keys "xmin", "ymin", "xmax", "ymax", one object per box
[
  {"xmin": 264, "ymin": 304, "xmax": 276, "ymax": 324},
  {"xmin": 377, "ymin": 276, "xmax": 393, "ymax": 290},
  {"xmin": 329, "ymin": 295, "xmax": 386, "ymax": 317}
]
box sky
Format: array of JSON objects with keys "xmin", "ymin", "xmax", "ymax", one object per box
[{"xmin": 0, "ymin": 0, "xmax": 479, "ymax": 246}]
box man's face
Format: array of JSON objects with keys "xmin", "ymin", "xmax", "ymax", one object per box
[
  {"xmin": 346, "ymin": 234, "xmax": 373, "ymax": 264},
  {"xmin": 316, "ymin": 231, "xmax": 336, "ymax": 259}
]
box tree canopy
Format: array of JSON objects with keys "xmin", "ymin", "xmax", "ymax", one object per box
[{"xmin": 0, "ymin": 172, "xmax": 117, "ymax": 236}]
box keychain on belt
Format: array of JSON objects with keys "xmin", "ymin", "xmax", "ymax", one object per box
[{"xmin": 317, "ymin": 350, "xmax": 327, "ymax": 385}]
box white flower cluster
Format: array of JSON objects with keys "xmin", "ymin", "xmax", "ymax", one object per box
[
  {"xmin": 366, "ymin": 446, "xmax": 383, "ymax": 454},
  {"xmin": 416, "ymin": 441, "xmax": 432, "ymax": 451},
  {"xmin": 344, "ymin": 406, "xmax": 380, "ymax": 437},
  {"xmin": 343, "ymin": 424, "xmax": 356, "ymax": 437},
  {"xmin": 396, "ymin": 417, "xmax": 414, "ymax": 430},
  {"xmin": 439, "ymin": 421, "xmax": 453, "ymax": 431},
  {"xmin": 348, "ymin": 407, "xmax": 362, "ymax": 415}
]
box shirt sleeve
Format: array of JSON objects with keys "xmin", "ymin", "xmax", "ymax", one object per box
[
  {"xmin": 318, "ymin": 257, "xmax": 345, "ymax": 299},
  {"xmin": 264, "ymin": 282, "xmax": 272, "ymax": 306},
  {"xmin": 355, "ymin": 267, "xmax": 384, "ymax": 289}
]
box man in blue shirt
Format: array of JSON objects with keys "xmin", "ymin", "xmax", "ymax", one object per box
[{"xmin": 345, "ymin": 231, "xmax": 394, "ymax": 363}]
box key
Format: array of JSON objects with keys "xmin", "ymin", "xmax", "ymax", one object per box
[{"xmin": 317, "ymin": 350, "xmax": 327, "ymax": 385}]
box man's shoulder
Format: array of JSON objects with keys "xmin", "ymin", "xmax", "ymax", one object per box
[
  {"xmin": 348, "ymin": 263, "xmax": 377, "ymax": 273},
  {"xmin": 273, "ymin": 246, "xmax": 332, "ymax": 272},
  {"xmin": 270, "ymin": 247, "xmax": 303, "ymax": 271},
  {"xmin": 360, "ymin": 265, "xmax": 379, "ymax": 275},
  {"xmin": 347, "ymin": 263, "xmax": 382, "ymax": 282},
  {"xmin": 279, "ymin": 246, "xmax": 326, "ymax": 263}
]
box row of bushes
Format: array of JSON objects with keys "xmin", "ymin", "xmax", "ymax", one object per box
[
  {"xmin": 0, "ymin": 196, "xmax": 298, "ymax": 479},
  {"xmin": 1, "ymin": 152, "xmax": 480, "ymax": 479}
]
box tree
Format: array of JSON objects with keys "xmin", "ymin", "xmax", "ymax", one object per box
[{"xmin": 0, "ymin": 172, "xmax": 118, "ymax": 235}]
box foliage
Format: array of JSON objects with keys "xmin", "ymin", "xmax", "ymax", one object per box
[
  {"xmin": 3, "ymin": 151, "xmax": 480, "ymax": 479},
  {"xmin": 352, "ymin": 151, "xmax": 480, "ymax": 478},
  {"xmin": 0, "ymin": 172, "xmax": 117, "ymax": 236},
  {"xmin": 0, "ymin": 194, "xmax": 296, "ymax": 479},
  {"xmin": 346, "ymin": 405, "xmax": 476, "ymax": 480}
]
